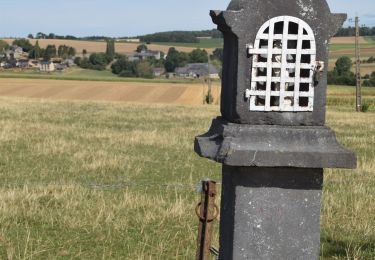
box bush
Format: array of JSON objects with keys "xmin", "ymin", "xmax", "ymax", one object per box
[
  {"xmin": 328, "ymin": 71, "xmax": 356, "ymax": 86},
  {"xmin": 367, "ymin": 56, "xmax": 375, "ymax": 63},
  {"xmin": 189, "ymin": 49, "xmax": 208, "ymax": 63},
  {"xmin": 328, "ymin": 56, "xmax": 356, "ymax": 86},
  {"xmin": 76, "ymin": 53, "xmax": 109, "ymax": 71},
  {"xmin": 362, "ymin": 74, "xmax": 375, "ymax": 87},
  {"xmin": 134, "ymin": 60, "xmax": 154, "ymax": 79},
  {"xmin": 111, "ymin": 57, "xmax": 154, "ymax": 78},
  {"xmin": 74, "ymin": 57, "xmax": 82, "ymax": 66},
  {"xmin": 363, "ymin": 80, "xmax": 371, "ymax": 87},
  {"xmin": 361, "ymin": 103, "xmax": 370, "ymax": 112}
]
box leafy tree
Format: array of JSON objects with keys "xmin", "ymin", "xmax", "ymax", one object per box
[
  {"xmin": 58, "ymin": 45, "xmax": 69, "ymax": 58},
  {"xmin": 29, "ymin": 40, "xmax": 42, "ymax": 59},
  {"xmin": 164, "ymin": 47, "xmax": 188, "ymax": 72},
  {"xmin": 79, "ymin": 58, "xmax": 91, "ymax": 69},
  {"xmin": 111, "ymin": 56, "xmax": 130, "ymax": 75},
  {"xmin": 188, "ymin": 49, "xmax": 208, "ymax": 63},
  {"xmin": 74, "ymin": 57, "xmax": 82, "ymax": 66},
  {"xmin": 89, "ymin": 53, "xmax": 107, "ymax": 66},
  {"xmin": 136, "ymin": 44, "xmax": 148, "ymax": 53},
  {"xmin": 111, "ymin": 56, "xmax": 154, "ymax": 78},
  {"xmin": 68, "ymin": 47, "xmax": 76, "ymax": 57},
  {"xmin": 327, "ymin": 56, "xmax": 356, "ymax": 86},
  {"xmin": 0, "ymin": 40, "xmax": 10, "ymax": 52},
  {"xmin": 367, "ymin": 56, "xmax": 375, "ymax": 63},
  {"xmin": 134, "ymin": 60, "xmax": 153, "ymax": 78},
  {"xmin": 105, "ymin": 39, "xmax": 115, "ymax": 61},
  {"xmin": 12, "ymin": 39, "xmax": 33, "ymax": 52},
  {"xmin": 28, "ymin": 34, "xmax": 34, "ymax": 39},
  {"xmin": 36, "ymin": 32, "xmax": 46, "ymax": 39},
  {"xmin": 335, "ymin": 56, "xmax": 352, "ymax": 76},
  {"xmin": 44, "ymin": 45, "xmax": 57, "ymax": 60},
  {"xmin": 78, "ymin": 53, "xmax": 109, "ymax": 70}
]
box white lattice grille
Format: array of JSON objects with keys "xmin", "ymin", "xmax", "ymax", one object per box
[{"xmin": 246, "ymin": 16, "xmax": 316, "ymax": 112}]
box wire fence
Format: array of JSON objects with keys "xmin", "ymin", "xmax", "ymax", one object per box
[
  {"xmin": 0, "ymin": 179, "xmax": 361, "ymax": 192},
  {"xmin": 0, "ymin": 180, "xmax": 222, "ymax": 191}
]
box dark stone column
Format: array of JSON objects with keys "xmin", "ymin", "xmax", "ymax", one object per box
[{"xmin": 219, "ymin": 166, "xmax": 323, "ymax": 260}]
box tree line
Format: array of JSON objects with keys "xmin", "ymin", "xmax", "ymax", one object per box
[
  {"xmin": 27, "ymin": 29, "xmax": 223, "ymax": 43},
  {"xmin": 138, "ymin": 29, "xmax": 222, "ymax": 43},
  {"xmin": 328, "ymin": 56, "xmax": 375, "ymax": 87},
  {"xmin": 335, "ymin": 26, "xmax": 375, "ymax": 37}
]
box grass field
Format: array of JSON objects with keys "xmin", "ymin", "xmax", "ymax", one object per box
[
  {"xmin": 0, "ymin": 84, "xmax": 374, "ymax": 259},
  {"xmin": 0, "ymin": 68, "xmax": 208, "ymax": 84}
]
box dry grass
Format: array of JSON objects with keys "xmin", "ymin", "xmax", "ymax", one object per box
[
  {"xmin": 330, "ymin": 37, "xmax": 368, "ymax": 44},
  {"xmin": 0, "ymin": 97, "xmax": 221, "ymax": 259},
  {"xmin": 1, "ymin": 38, "xmax": 213, "ymax": 55},
  {"xmin": 0, "ymin": 87, "xmax": 373, "ymax": 259},
  {"xmin": 0, "ymin": 78, "xmax": 221, "ymax": 105}
]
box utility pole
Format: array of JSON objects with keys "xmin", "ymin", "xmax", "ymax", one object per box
[{"xmin": 355, "ymin": 16, "xmax": 362, "ymax": 112}]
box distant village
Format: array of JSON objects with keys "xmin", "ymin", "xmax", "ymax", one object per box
[
  {"xmin": 0, "ymin": 38, "xmax": 221, "ymax": 80},
  {"xmin": 0, "ymin": 44, "xmax": 68, "ymax": 72}
]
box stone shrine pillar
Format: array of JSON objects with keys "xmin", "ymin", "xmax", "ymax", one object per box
[{"xmin": 195, "ymin": 0, "xmax": 356, "ymax": 259}]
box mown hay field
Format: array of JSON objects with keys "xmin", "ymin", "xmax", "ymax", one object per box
[
  {"xmin": 330, "ymin": 36, "xmax": 368, "ymax": 45},
  {"xmin": 0, "ymin": 78, "xmax": 221, "ymax": 106},
  {"xmin": 0, "ymin": 85, "xmax": 374, "ymax": 259}
]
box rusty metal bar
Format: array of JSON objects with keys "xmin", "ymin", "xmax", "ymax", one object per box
[{"xmin": 196, "ymin": 180, "xmax": 218, "ymax": 260}]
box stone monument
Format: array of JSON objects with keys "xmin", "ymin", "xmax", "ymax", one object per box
[{"xmin": 194, "ymin": 0, "xmax": 357, "ymax": 259}]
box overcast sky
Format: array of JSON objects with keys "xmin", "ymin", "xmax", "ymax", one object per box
[{"xmin": 0, "ymin": 0, "xmax": 374, "ymax": 37}]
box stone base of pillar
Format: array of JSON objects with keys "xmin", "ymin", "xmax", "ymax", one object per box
[{"xmin": 219, "ymin": 166, "xmax": 323, "ymax": 260}]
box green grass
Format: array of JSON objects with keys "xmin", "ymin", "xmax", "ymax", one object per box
[
  {"xmin": 149, "ymin": 38, "xmax": 223, "ymax": 49},
  {"xmin": 0, "ymin": 68, "xmax": 203, "ymax": 84},
  {"xmin": 0, "ymin": 87, "xmax": 374, "ymax": 259}
]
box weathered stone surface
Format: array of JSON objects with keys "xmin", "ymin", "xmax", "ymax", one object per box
[
  {"xmin": 211, "ymin": 0, "xmax": 346, "ymax": 126},
  {"xmin": 195, "ymin": 117, "xmax": 356, "ymax": 169},
  {"xmin": 219, "ymin": 166, "xmax": 323, "ymax": 260},
  {"xmin": 193, "ymin": 1, "xmax": 357, "ymax": 259}
]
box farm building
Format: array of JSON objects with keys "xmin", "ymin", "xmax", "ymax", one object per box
[
  {"xmin": 16, "ymin": 59, "xmax": 31, "ymax": 68},
  {"xmin": 55, "ymin": 63, "xmax": 67, "ymax": 72},
  {"xmin": 39, "ymin": 61, "xmax": 55, "ymax": 72},
  {"xmin": 175, "ymin": 63, "xmax": 220, "ymax": 79},
  {"xmin": 5, "ymin": 46, "xmax": 24, "ymax": 60},
  {"xmin": 128, "ymin": 50, "xmax": 162, "ymax": 61}
]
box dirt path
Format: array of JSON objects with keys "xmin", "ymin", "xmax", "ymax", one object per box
[{"xmin": 0, "ymin": 78, "xmax": 221, "ymax": 105}]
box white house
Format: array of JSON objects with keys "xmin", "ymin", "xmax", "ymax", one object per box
[{"xmin": 39, "ymin": 61, "xmax": 55, "ymax": 72}]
